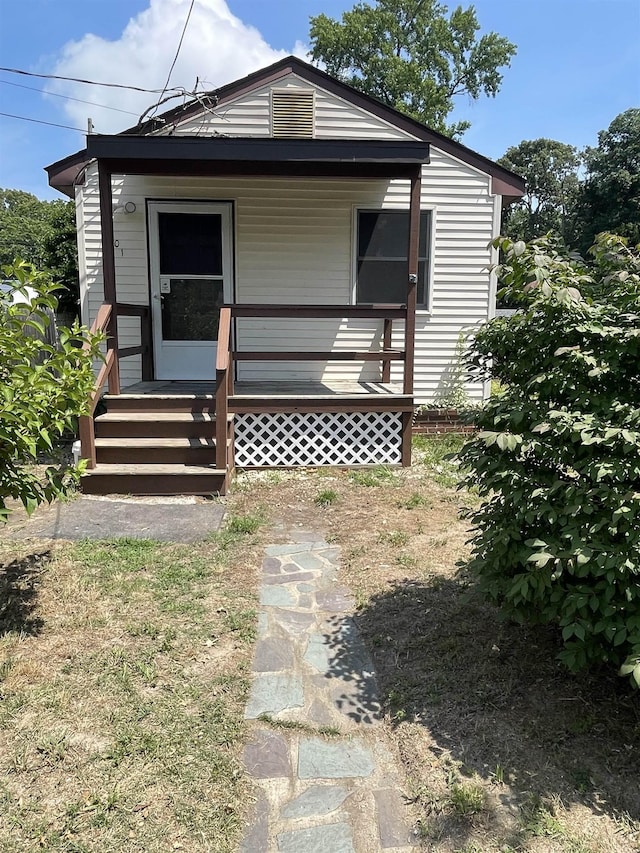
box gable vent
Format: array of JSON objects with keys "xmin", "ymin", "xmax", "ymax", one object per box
[{"xmin": 271, "ymin": 89, "xmax": 315, "ymax": 138}]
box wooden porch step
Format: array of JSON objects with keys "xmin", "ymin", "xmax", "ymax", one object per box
[
  {"xmin": 80, "ymin": 463, "xmax": 227, "ymax": 496},
  {"xmin": 103, "ymin": 394, "xmax": 216, "ymax": 413},
  {"xmin": 95, "ymin": 412, "xmax": 233, "ymax": 439},
  {"xmin": 95, "ymin": 437, "xmax": 224, "ymax": 465}
]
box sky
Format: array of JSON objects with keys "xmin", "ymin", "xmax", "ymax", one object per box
[{"xmin": 0, "ymin": 0, "xmax": 638, "ymax": 200}]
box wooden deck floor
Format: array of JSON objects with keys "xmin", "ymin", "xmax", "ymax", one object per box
[{"xmin": 123, "ymin": 379, "xmax": 404, "ymax": 397}]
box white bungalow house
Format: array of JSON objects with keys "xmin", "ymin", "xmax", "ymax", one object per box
[{"xmin": 46, "ymin": 55, "xmax": 523, "ymax": 495}]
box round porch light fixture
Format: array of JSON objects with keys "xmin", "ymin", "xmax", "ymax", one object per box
[{"xmin": 113, "ymin": 201, "xmax": 137, "ymax": 215}]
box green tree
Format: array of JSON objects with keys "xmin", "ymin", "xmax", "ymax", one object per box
[
  {"xmin": 0, "ymin": 188, "xmax": 50, "ymax": 267},
  {"xmin": 42, "ymin": 200, "xmax": 80, "ymax": 315},
  {"xmin": 575, "ymin": 108, "xmax": 640, "ymax": 254},
  {"xmin": 459, "ymin": 234, "xmax": 640, "ymax": 687},
  {"xmin": 0, "ymin": 188, "xmax": 79, "ymax": 315},
  {"xmin": 309, "ymin": 0, "xmax": 516, "ymax": 137},
  {"xmin": 498, "ymin": 139, "xmax": 581, "ymax": 245},
  {"xmin": 0, "ymin": 260, "xmax": 102, "ymax": 522}
]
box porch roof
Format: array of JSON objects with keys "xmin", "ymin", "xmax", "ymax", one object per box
[{"xmin": 46, "ymin": 135, "xmax": 430, "ymax": 195}]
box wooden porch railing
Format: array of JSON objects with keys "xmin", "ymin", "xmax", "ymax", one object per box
[
  {"xmin": 219, "ymin": 302, "xmax": 415, "ymax": 468},
  {"xmin": 79, "ymin": 301, "xmax": 412, "ymax": 476},
  {"xmin": 226, "ymin": 303, "xmax": 410, "ymax": 389},
  {"xmin": 78, "ymin": 301, "xmax": 151, "ymax": 468}
]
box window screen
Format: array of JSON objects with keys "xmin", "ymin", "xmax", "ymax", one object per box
[{"xmin": 356, "ymin": 210, "xmax": 430, "ymax": 306}]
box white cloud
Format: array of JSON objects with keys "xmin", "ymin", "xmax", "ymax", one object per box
[{"xmin": 47, "ymin": 0, "xmax": 305, "ymax": 133}]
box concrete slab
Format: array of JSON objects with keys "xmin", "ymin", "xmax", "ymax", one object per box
[{"xmin": 6, "ymin": 497, "xmax": 224, "ymax": 543}]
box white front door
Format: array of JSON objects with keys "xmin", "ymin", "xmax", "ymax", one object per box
[{"xmin": 148, "ymin": 202, "xmax": 233, "ymax": 380}]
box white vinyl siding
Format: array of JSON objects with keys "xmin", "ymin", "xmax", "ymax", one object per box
[
  {"xmin": 76, "ymin": 62, "xmax": 498, "ymax": 402},
  {"xmin": 171, "ymin": 73, "xmax": 414, "ymax": 141},
  {"xmin": 79, "ymin": 141, "xmax": 494, "ymax": 402}
]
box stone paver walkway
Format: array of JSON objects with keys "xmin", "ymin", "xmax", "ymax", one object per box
[{"xmin": 241, "ymin": 530, "xmax": 417, "ymax": 853}]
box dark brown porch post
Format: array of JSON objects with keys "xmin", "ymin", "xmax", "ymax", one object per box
[
  {"xmin": 401, "ymin": 167, "xmax": 422, "ymax": 466},
  {"xmin": 97, "ymin": 160, "xmax": 120, "ymax": 394},
  {"xmin": 404, "ymin": 167, "xmax": 421, "ymax": 395}
]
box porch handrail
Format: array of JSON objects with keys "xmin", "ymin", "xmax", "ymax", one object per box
[
  {"xmin": 225, "ymin": 302, "xmax": 408, "ymax": 389},
  {"xmin": 79, "ymin": 303, "xmax": 116, "ymax": 469},
  {"xmin": 215, "ymin": 307, "xmax": 232, "ymax": 472},
  {"xmin": 228, "ymin": 303, "xmax": 407, "ymax": 319},
  {"xmin": 79, "ymin": 301, "xmax": 152, "ymax": 469}
]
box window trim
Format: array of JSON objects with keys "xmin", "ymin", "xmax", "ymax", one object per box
[{"xmin": 351, "ymin": 205, "xmax": 435, "ymax": 314}]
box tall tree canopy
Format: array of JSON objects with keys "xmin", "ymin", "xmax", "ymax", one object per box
[
  {"xmin": 498, "ymin": 139, "xmax": 582, "ymax": 245},
  {"xmin": 575, "ymin": 108, "xmax": 640, "ymax": 254},
  {"xmin": 0, "ymin": 188, "xmax": 79, "ymax": 314},
  {"xmin": 309, "ymin": 0, "xmax": 516, "ymax": 137},
  {"xmin": 0, "ymin": 188, "xmax": 51, "ymax": 269}
]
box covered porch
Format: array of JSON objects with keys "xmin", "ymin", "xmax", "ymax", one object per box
[{"xmin": 62, "ymin": 134, "xmax": 428, "ymax": 493}]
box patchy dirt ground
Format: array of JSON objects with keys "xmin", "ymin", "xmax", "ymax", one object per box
[{"xmin": 231, "ymin": 438, "xmax": 640, "ymax": 853}]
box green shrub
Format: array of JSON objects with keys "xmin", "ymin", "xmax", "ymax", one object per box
[
  {"xmin": 459, "ymin": 234, "xmax": 640, "ymax": 686},
  {"xmin": 0, "ymin": 260, "xmax": 103, "ymax": 521}
]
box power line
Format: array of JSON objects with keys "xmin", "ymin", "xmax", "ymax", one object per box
[
  {"xmin": 0, "ymin": 79, "xmax": 139, "ymax": 116},
  {"xmin": 0, "ymin": 111, "xmax": 84, "ymax": 131},
  {"xmin": 0, "ymin": 66, "xmax": 185, "ymax": 95},
  {"xmin": 149, "ymin": 0, "xmax": 196, "ymax": 120}
]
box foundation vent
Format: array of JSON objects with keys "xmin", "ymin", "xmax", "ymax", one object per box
[{"xmin": 271, "ymin": 89, "xmax": 315, "ymax": 138}]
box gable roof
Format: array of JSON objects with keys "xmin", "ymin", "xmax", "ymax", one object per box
[{"xmin": 46, "ymin": 54, "xmax": 524, "ymax": 198}]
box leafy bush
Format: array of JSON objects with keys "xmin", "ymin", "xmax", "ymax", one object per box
[
  {"xmin": 0, "ymin": 260, "xmax": 103, "ymax": 521},
  {"xmin": 459, "ymin": 234, "xmax": 640, "ymax": 686}
]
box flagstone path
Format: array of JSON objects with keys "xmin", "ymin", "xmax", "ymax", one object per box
[{"xmin": 240, "ymin": 529, "xmax": 418, "ymax": 853}]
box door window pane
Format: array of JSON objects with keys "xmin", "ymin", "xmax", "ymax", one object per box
[
  {"xmin": 356, "ymin": 210, "xmax": 430, "ymax": 306},
  {"xmin": 161, "ymin": 278, "xmax": 224, "ymax": 341},
  {"xmin": 158, "ymin": 213, "xmax": 223, "ymax": 275}
]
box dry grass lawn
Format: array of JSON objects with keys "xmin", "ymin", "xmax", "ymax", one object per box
[
  {"xmin": 1, "ymin": 436, "xmax": 639, "ymax": 852},
  {"xmin": 0, "ymin": 511, "xmax": 267, "ymax": 852}
]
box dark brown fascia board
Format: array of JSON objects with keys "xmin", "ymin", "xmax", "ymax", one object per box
[
  {"xmin": 45, "ymin": 147, "xmax": 90, "ymax": 197},
  {"xmin": 120, "ymin": 54, "xmax": 523, "ymax": 196},
  {"xmin": 93, "ymin": 159, "xmax": 424, "ymax": 180},
  {"xmin": 85, "ymin": 134, "xmax": 430, "ymax": 166},
  {"xmin": 45, "ymin": 133, "xmax": 428, "ymax": 194}
]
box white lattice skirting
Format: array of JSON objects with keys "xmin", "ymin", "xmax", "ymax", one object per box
[{"xmin": 234, "ymin": 411, "xmax": 403, "ymax": 467}]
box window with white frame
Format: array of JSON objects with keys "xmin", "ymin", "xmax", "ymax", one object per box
[{"xmin": 356, "ymin": 209, "xmax": 431, "ymax": 307}]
